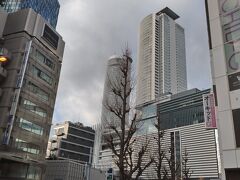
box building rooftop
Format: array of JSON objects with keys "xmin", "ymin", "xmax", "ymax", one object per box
[{"xmin": 156, "ymin": 7, "xmax": 180, "ymax": 20}]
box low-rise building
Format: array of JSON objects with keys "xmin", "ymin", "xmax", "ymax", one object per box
[
  {"xmin": 136, "ymin": 89, "xmax": 220, "ymax": 179},
  {"xmin": 47, "ymin": 121, "xmax": 95, "ymax": 164},
  {"xmin": 44, "ymin": 159, "xmax": 105, "ymax": 180}
]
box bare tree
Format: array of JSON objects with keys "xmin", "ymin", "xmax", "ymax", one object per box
[
  {"xmin": 182, "ymin": 148, "xmax": 192, "ymax": 180},
  {"xmin": 152, "ymin": 116, "xmax": 165, "ymax": 180},
  {"xmin": 103, "ymin": 49, "xmax": 153, "ymax": 180},
  {"xmin": 164, "ymin": 145, "xmax": 181, "ymax": 180}
]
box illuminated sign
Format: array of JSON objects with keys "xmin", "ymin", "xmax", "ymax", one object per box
[
  {"xmin": 219, "ymin": 0, "xmax": 240, "ymax": 73},
  {"xmin": 203, "ymin": 94, "xmax": 217, "ymax": 129}
]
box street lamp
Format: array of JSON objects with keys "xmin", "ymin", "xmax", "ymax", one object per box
[
  {"xmin": 0, "ymin": 47, "xmax": 11, "ymax": 63},
  {"xmin": 0, "ymin": 56, "xmax": 7, "ymax": 62}
]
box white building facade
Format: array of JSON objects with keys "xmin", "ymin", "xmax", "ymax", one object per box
[
  {"xmin": 93, "ymin": 55, "xmax": 132, "ymax": 168},
  {"xmin": 136, "ymin": 7, "xmax": 187, "ymax": 106},
  {"xmin": 206, "ymin": 0, "xmax": 240, "ymax": 179},
  {"xmin": 135, "ymin": 89, "xmax": 219, "ymax": 179}
]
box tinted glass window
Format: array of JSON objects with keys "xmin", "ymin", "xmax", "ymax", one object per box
[
  {"xmin": 35, "ymin": 50, "xmax": 55, "ymax": 70},
  {"xmin": 27, "ymin": 81, "xmax": 49, "ymax": 101},
  {"xmin": 15, "ymin": 139, "xmax": 40, "ymax": 155},
  {"xmin": 23, "ymin": 99, "xmax": 47, "ymax": 118},
  {"xmin": 68, "ymin": 127, "xmax": 94, "ymax": 140},
  {"xmin": 233, "ymin": 109, "xmax": 240, "ymax": 147},
  {"xmin": 32, "ymin": 66, "xmax": 53, "ymax": 85},
  {"xmin": 19, "ymin": 117, "xmax": 43, "ymax": 136}
]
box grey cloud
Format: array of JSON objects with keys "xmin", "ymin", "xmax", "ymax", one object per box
[{"xmin": 54, "ymin": 0, "xmax": 212, "ymax": 126}]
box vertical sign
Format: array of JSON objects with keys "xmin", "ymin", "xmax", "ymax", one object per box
[
  {"xmin": 2, "ymin": 40, "xmax": 32, "ymax": 145},
  {"xmin": 203, "ymin": 94, "xmax": 217, "ymax": 129}
]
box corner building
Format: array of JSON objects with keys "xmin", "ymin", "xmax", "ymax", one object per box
[
  {"xmin": 136, "ymin": 7, "xmax": 187, "ymax": 106},
  {"xmin": 206, "ymin": 0, "xmax": 240, "ymax": 179},
  {"xmin": 0, "ymin": 9, "xmax": 64, "ymax": 179},
  {"xmin": 0, "ymin": 0, "xmax": 60, "ymax": 28}
]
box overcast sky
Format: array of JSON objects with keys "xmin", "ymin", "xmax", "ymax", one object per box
[{"xmin": 53, "ymin": 0, "xmax": 212, "ymax": 126}]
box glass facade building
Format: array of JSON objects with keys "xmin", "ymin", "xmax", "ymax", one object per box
[
  {"xmin": 136, "ymin": 89, "xmax": 219, "ymax": 179},
  {"xmin": 0, "ymin": 0, "xmax": 60, "ymax": 28},
  {"xmin": 158, "ymin": 89, "xmax": 210, "ymax": 130},
  {"xmin": 138, "ymin": 88, "xmax": 210, "ymax": 133}
]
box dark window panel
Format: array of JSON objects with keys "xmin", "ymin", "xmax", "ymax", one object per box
[{"xmin": 233, "ymin": 109, "xmax": 240, "ymax": 147}]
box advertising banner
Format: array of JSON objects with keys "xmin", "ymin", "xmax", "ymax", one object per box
[{"xmin": 203, "ymin": 94, "xmax": 217, "ymax": 129}]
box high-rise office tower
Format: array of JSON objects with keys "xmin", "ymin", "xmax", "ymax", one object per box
[
  {"xmin": 0, "ymin": 0, "xmax": 60, "ymax": 28},
  {"xmin": 136, "ymin": 7, "xmax": 187, "ymax": 106},
  {"xmin": 93, "ymin": 54, "xmax": 132, "ymax": 169},
  {"xmin": 0, "ymin": 9, "xmax": 64, "ymax": 179},
  {"xmin": 101, "ymin": 55, "xmax": 131, "ymax": 127}
]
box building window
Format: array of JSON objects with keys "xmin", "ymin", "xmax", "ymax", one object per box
[
  {"xmin": 175, "ymin": 131, "xmax": 181, "ymax": 167},
  {"xmin": 233, "ymin": 109, "xmax": 240, "ymax": 147},
  {"xmin": 19, "ymin": 118, "xmax": 44, "ymax": 136},
  {"xmin": 15, "ymin": 139, "xmax": 40, "ymax": 155},
  {"xmin": 27, "ymin": 81, "xmax": 49, "ymax": 101},
  {"xmin": 32, "ymin": 66, "xmax": 53, "ymax": 85},
  {"xmin": 23, "ymin": 99, "xmax": 47, "ymax": 118},
  {"xmin": 35, "ymin": 50, "xmax": 55, "ymax": 70}
]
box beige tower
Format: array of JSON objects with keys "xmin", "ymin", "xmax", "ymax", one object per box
[{"xmin": 136, "ymin": 7, "xmax": 187, "ymax": 106}]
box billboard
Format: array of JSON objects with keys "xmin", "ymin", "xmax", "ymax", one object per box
[{"xmin": 203, "ymin": 94, "xmax": 217, "ymax": 129}]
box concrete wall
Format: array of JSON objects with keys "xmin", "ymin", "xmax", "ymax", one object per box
[{"xmin": 206, "ymin": 0, "xmax": 240, "ymax": 179}]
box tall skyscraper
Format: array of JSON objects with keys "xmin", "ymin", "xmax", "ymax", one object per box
[
  {"xmin": 101, "ymin": 55, "xmax": 131, "ymax": 127},
  {"xmin": 0, "ymin": 9, "xmax": 64, "ymax": 179},
  {"xmin": 136, "ymin": 7, "xmax": 187, "ymax": 106},
  {"xmin": 0, "ymin": 0, "xmax": 60, "ymax": 28},
  {"xmin": 93, "ymin": 54, "xmax": 132, "ymax": 169}
]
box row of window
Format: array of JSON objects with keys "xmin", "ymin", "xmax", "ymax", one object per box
[
  {"xmin": 59, "ymin": 150, "xmax": 89, "ymax": 162},
  {"xmin": 61, "ymin": 141, "xmax": 90, "ymax": 154},
  {"xmin": 27, "ymin": 81, "xmax": 49, "ymax": 102},
  {"xmin": 19, "ymin": 118, "xmax": 43, "ymax": 136},
  {"xmin": 32, "ymin": 66, "xmax": 53, "ymax": 86},
  {"xmin": 35, "ymin": 50, "xmax": 55, "ymax": 70},
  {"xmin": 23, "ymin": 99, "xmax": 47, "ymax": 118},
  {"xmin": 15, "ymin": 139, "xmax": 40, "ymax": 155}
]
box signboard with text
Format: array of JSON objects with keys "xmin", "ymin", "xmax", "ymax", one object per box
[
  {"xmin": 218, "ymin": 0, "xmax": 240, "ymax": 74},
  {"xmin": 203, "ymin": 94, "xmax": 217, "ymax": 129}
]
